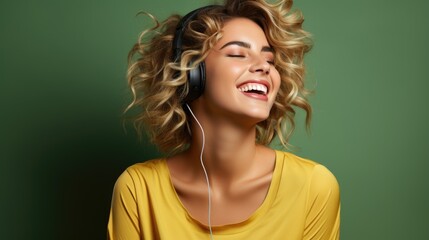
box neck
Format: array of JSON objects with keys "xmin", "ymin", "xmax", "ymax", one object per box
[{"xmin": 186, "ymin": 110, "xmax": 260, "ymax": 184}]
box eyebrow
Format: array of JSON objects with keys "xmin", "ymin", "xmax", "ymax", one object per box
[{"xmin": 220, "ymin": 41, "xmax": 274, "ymax": 53}]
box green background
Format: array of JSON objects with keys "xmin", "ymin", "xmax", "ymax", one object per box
[{"xmin": 1, "ymin": 0, "xmax": 428, "ymax": 239}]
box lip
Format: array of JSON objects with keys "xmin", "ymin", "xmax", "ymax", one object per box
[{"xmin": 236, "ymin": 80, "xmax": 271, "ymax": 101}]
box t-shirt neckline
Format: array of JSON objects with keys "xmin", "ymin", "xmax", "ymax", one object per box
[{"xmin": 161, "ymin": 150, "xmax": 283, "ymax": 235}]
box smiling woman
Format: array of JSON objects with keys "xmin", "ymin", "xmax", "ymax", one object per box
[{"xmin": 108, "ymin": 0, "xmax": 340, "ymax": 239}]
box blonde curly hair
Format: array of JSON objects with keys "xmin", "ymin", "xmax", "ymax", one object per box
[{"xmin": 126, "ymin": 0, "xmax": 312, "ymax": 154}]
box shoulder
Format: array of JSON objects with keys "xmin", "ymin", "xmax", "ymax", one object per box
[
  {"xmin": 276, "ymin": 150, "xmax": 339, "ymax": 193},
  {"xmin": 275, "ymin": 152, "xmax": 342, "ymax": 238},
  {"xmin": 277, "ymin": 150, "xmax": 322, "ymax": 169},
  {"xmin": 113, "ymin": 159, "xmax": 167, "ymax": 194},
  {"xmin": 125, "ymin": 158, "xmax": 166, "ymax": 177}
]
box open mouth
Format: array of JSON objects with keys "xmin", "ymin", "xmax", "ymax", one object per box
[{"xmin": 237, "ymin": 83, "xmax": 268, "ymax": 95}]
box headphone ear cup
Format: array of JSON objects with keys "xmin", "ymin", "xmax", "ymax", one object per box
[{"xmin": 185, "ymin": 61, "xmax": 206, "ymax": 103}]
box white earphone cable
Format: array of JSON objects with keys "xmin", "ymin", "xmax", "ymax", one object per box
[{"xmin": 185, "ymin": 104, "xmax": 214, "ymax": 240}]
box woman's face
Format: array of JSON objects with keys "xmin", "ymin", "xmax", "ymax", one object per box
[{"xmin": 199, "ymin": 17, "xmax": 281, "ymax": 125}]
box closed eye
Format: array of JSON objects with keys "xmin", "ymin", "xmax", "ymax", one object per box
[{"xmin": 227, "ymin": 54, "xmax": 245, "ymax": 58}]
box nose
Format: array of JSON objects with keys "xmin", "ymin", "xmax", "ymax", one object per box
[{"xmin": 249, "ymin": 56, "xmax": 270, "ymax": 75}]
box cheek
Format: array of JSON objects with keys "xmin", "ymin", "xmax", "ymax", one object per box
[
  {"xmin": 205, "ymin": 62, "xmax": 243, "ymax": 88},
  {"xmin": 271, "ymin": 70, "xmax": 281, "ymax": 95},
  {"xmin": 228, "ymin": 62, "xmax": 246, "ymax": 76},
  {"xmin": 213, "ymin": 60, "xmax": 243, "ymax": 74}
]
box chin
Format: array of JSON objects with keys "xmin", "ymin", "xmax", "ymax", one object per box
[{"xmin": 241, "ymin": 109, "xmax": 271, "ymax": 124}]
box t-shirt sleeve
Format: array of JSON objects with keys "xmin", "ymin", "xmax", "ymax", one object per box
[
  {"xmin": 107, "ymin": 170, "xmax": 141, "ymax": 240},
  {"xmin": 303, "ymin": 164, "xmax": 341, "ymax": 240}
]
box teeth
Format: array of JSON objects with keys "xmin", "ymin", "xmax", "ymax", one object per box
[{"xmin": 238, "ymin": 83, "xmax": 268, "ymax": 95}]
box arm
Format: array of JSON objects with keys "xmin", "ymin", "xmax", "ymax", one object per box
[
  {"xmin": 303, "ymin": 165, "xmax": 341, "ymax": 240},
  {"xmin": 107, "ymin": 170, "xmax": 141, "ymax": 240}
]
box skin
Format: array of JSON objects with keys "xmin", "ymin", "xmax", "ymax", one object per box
[{"xmin": 167, "ymin": 17, "xmax": 281, "ymax": 226}]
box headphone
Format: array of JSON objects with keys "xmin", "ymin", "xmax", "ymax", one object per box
[{"xmin": 171, "ymin": 5, "xmax": 219, "ymax": 103}]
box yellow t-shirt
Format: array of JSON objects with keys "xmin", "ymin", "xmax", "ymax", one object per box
[{"xmin": 108, "ymin": 150, "xmax": 340, "ymax": 239}]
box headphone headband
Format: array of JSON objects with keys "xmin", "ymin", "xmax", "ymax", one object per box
[{"xmin": 171, "ymin": 5, "xmax": 219, "ymax": 62}]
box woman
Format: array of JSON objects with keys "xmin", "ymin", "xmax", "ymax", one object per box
[{"xmin": 108, "ymin": 0, "xmax": 340, "ymax": 239}]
